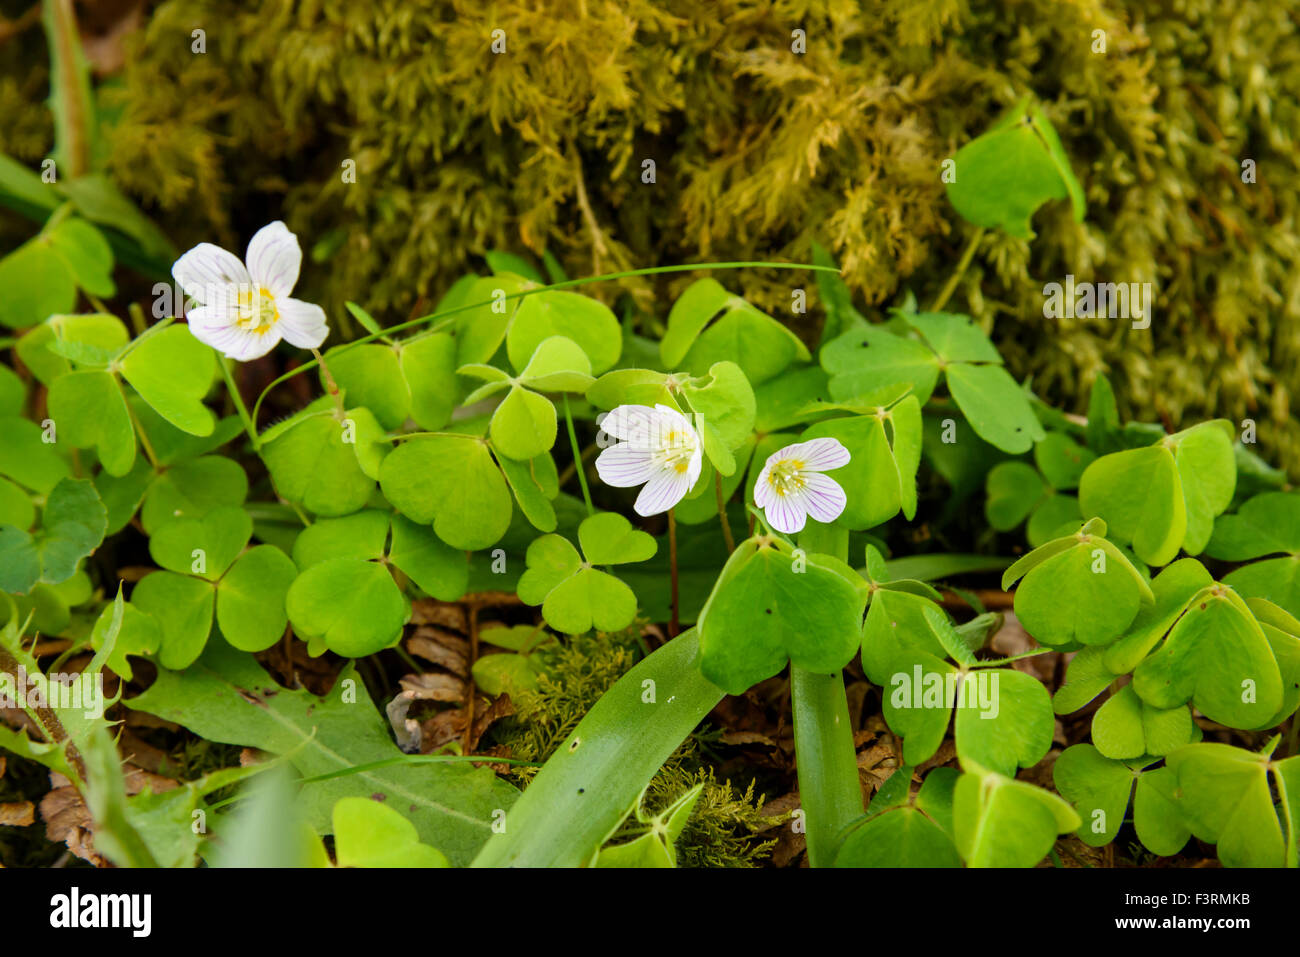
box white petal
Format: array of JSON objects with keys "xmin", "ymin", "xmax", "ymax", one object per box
[
  {"xmin": 172, "ymin": 243, "xmax": 250, "ymax": 306},
  {"xmin": 798, "ymin": 472, "xmax": 848, "ymax": 525},
  {"xmin": 652, "ymin": 403, "xmax": 696, "ymax": 437},
  {"xmin": 189, "ymin": 319, "xmax": 280, "ymax": 362},
  {"xmin": 245, "ymin": 221, "xmax": 302, "ymax": 299},
  {"xmin": 684, "ymin": 443, "xmax": 703, "ymax": 489},
  {"xmin": 595, "ymin": 444, "xmax": 658, "ymax": 488},
  {"xmin": 785, "ymin": 437, "xmax": 851, "ymax": 472},
  {"xmin": 277, "ymin": 297, "xmax": 329, "ymax": 349},
  {"xmin": 634, "ymin": 468, "xmax": 692, "ymax": 516},
  {"xmin": 753, "ymin": 462, "xmax": 775, "ymax": 509},
  {"xmin": 764, "ymin": 494, "xmax": 807, "ymax": 535},
  {"xmin": 599, "ymin": 405, "xmax": 659, "ymax": 446}
]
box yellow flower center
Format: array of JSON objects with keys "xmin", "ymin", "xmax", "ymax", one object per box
[
  {"xmin": 236, "ymin": 286, "xmax": 280, "ymax": 335},
  {"xmin": 766, "ymin": 459, "xmax": 807, "ymax": 498}
]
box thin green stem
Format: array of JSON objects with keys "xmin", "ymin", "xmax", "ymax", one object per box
[
  {"xmin": 928, "ymin": 226, "xmax": 985, "ymax": 313},
  {"xmin": 563, "ymin": 395, "xmax": 594, "ymax": 516},
  {"xmin": 714, "ymin": 471, "xmax": 736, "ymax": 553},
  {"xmin": 120, "ymin": 380, "xmax": 159, "ymax": 469},
  {"xmin": 668, "ymin": 507, "xmax": 680, "ymax": 638},
  {"xmin": 311, "ymin": 347, "xmax": 346, "ymax": 418},
  {"xmin": 250, "ymin": 261, "xmax": 836, "ymax": 439},
  {"xmin": 790, "ymin": 523, "xmax": 860, "ymax": 868},
  {"xmin": 219, "ymin": 357, "xmax": 258, "ymax": 448}
]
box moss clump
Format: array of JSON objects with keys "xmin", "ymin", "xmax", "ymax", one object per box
[{"xmin": 492, "ymin": 625, "xmax": 776, "ymax": 867}]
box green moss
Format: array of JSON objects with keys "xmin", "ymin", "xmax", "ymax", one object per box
[{"xmin": 91, "ymin": 0, "xmax": 1299, "ymax": 472}]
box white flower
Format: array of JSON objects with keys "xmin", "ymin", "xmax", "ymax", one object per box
[
  {"xmin": 753, "ymin": 437, "xmax": 851, "ymax": 534},
  {"xmin": 595, "ymin": 404, "xmax": 703, "ymax": 516},
  {"xmin": 171, "ymin": 221, "xmax": 328, "ymax": 361}
]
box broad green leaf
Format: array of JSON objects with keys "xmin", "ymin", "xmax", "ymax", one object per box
[
  {"xmin": 821, "ymin": 324, "xmax": 939, "ymax": 404},
  {"xmin": 285, "ymin": 558, "xmax": 407, "ymax": 658},
  {"xmin": 945, "ymin": 363, "xmax": 1044, "ymax": 454},
  {"xmin": 0, "ymin": 416, "xmax": 71, "ymax": 494},
  {"xmin": 126, "ymin": 641, "xmax": 517, "ymax": 865},
  {"xmin": 902, "ymin": 312, "xmax": 1001, "ymax": 364},
  {"xmin": 1206, "ymin": 492, "xmax": 1300, "ymax": 561},
  {"xmin": 400, "ymin": 332, "xmax": 458, "ymax": 431},
  {"xmin": 1172, "ymin": 421, "xmax": 1236, "ymax": 555},
  {"xmin": 984, "ymin": 461, "xmax": 1048, "ymax": 530},
  {"xmin": 697, "ymin": 537, "xmax": 865, "ymax": 694},
  {"xmin": 216, "ymin": 545, "xmax": 297, "ymax": 651},
  {"xmin": 518, "ymin": 335, "xmax": 594, "ymax": 393},
  {"xmin": 141, "ymin": 454, "xmax": 247, "ymax": 533},
  {"xmin": 1079, "ymin": 445, "xmax": 1186, "ymax": 567},
  {"xmin": 860, "ymin": 588, "xmax": 949, "ymax": 685},
  {"xmin": 47, "ymin": 369, "xmax": 135, "ymax": 476},
  {"xmin": 1034, "ymin": 432, "xmax": 1095, "ymax": 490},
  {"xmin": 0, "ymin": 238, "xmax": 76, "ymax": 329},
  {"xmin": 472, "ymin": 652, "xmax": 543, "ymax": 696},
  {"xmin": 119, "ymin": 325, "xmax": 216, "ymax": 437},
  {"xmin": 379, "ymin": 435, "xmax": 512, "ymax": 550},
  {"xmin": 578, "ymin": 511, "xmax": 657, "ymax": 565},
  {"xmin": 952, "ymin": 668, "xmax": 1054, "ymax": 777},
  {"xmin": 1224, "ymin": 557, "xmax": 1300, "ymax": 621},
  {"xmin": 332, "ymin": 797, "xmax": 450, "ymax": 868},
  {"xmin": 835, "ymin": 805, "xmax": 961, "ymax": 867},
  {"xmin": 453, "ymin": 274, "xmax": 533, "ymax": 367},
  {"xmin": 952, "ymin": 762, "xmax": 1081, "ymax": 867},
  {"xmin": 1010, "ymin": 534, "xmax": 1152, "ymax": 647},
  {"xmin": 507, "ymin": 290, "xmax": 621, "ymax": 375},
  {"xmin": 490, "ymin": 385, "xmax": 556, "ymax": 461},
  {"xmin": 148, "ymin": 505, "xmax": 252, "ymax": 580},
  {"xmin": 1165, "ymin": 743, "xmax": 1287, "ymax": 867},
  {"xmin": 0, "ymin": 477, "xmax": 106, "ymax": 593},
  {"xmin": 14, "ymin": 313, "xmax": 128, "ymax": 386},
  {"xmin": 1053, "ymin": 647, "xmax": 1120, "ymax": 714},
  {"xmin": 1026, "ymin": 493, "xmax": 1081, "ymax": 547},
  {"xmin": 323, "ymin": 343, "xmax": 410, "ymax": 430},
  {"xmin": 1052, "ymin": 744, "xmax": 1135, "ymax": 847},
  {"xmin": 1103, "ymin": 558, "xmax": 1214, "ymax": 675},
  {"xmin": 389, "ymin": 513, "xmax": 468, "ymax": 601},
  {"xmin": 662, "ymin": 279, "xmax": 808, "ymax": 386},
  {"xmin": 945, "ymin": 97, "xmax": 1085, "ymax": 238},
  {"xmin": 0, "ymin": 365, "xmax": 25, "ymax": 416},
  {"xmin": 1133, "ymin": 588, "xmax": 1283, "ymax": 729},
  {"xmin": 678, "ymin": 361, "xmax": 756, "ymax": 451},
  {"xmin": 291, "ymin": 509, "xmax": 390, "ymax": 569},
  {"xmin": 261, "ymin": 411, "xmax": 374, "ymax": 518},
  {"xmin": 496, "ymin": 451, "xmax": 559, "ymax": 533},
  {"xmin": 1131, "ymin": 765, "xmax": 1192, "ymax": 857},
  {"xmin": 131, "ymin": 570, "xmax": 215, "ymax": 669},
  {"xmin": 0, "ymin": 476, "xmax": 34, "ymax": 529}
]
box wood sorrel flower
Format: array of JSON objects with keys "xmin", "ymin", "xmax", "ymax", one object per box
[
  {"xmin": 595, "ymin": 404, "xmax": 702, "ymax": 516},
  {"xmin": 754, "ymin": 437, "xmax": 851, "ymax": 534},
  {"xmin": 171, "ymin": 221, "xmax": 328, "ymax": 361}
]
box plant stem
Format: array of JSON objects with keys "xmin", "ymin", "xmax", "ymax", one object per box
[
  {"xmin": 668, "ymin": 507, "xmax": 680, "ymax": 637},
  {"xmin": 928, "ymin": 226, "xmax": 985, "ymax": 313},
  {"xmin": 791, "ymin": 522, "xmax": 861, "ymax": 867},
  {"xmin": 311, "ymin": 346, "xmax": 346, "ymax": 419},
  {"xmin": 563, "ymin": 395, "xmax": 594, "ymax": 516},
  {"xmin": 120, "ymin": 382, "xmax": 159, "ymax": 470},
  {"xmin": 714, "ymin": 471, "xmax": 736, "ymax": 553},
  {"xmin": 220, "ymin": 357, "xmax": 258, "ymax": 448}
]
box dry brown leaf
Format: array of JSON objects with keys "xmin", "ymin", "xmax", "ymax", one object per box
[
  {"xmin": 0, "ymin": 801, "xmax": 34, "ymax": 827},
  {"xmin": 399, "ymin": 672, "xmax": 466, "ymax": 703}
]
